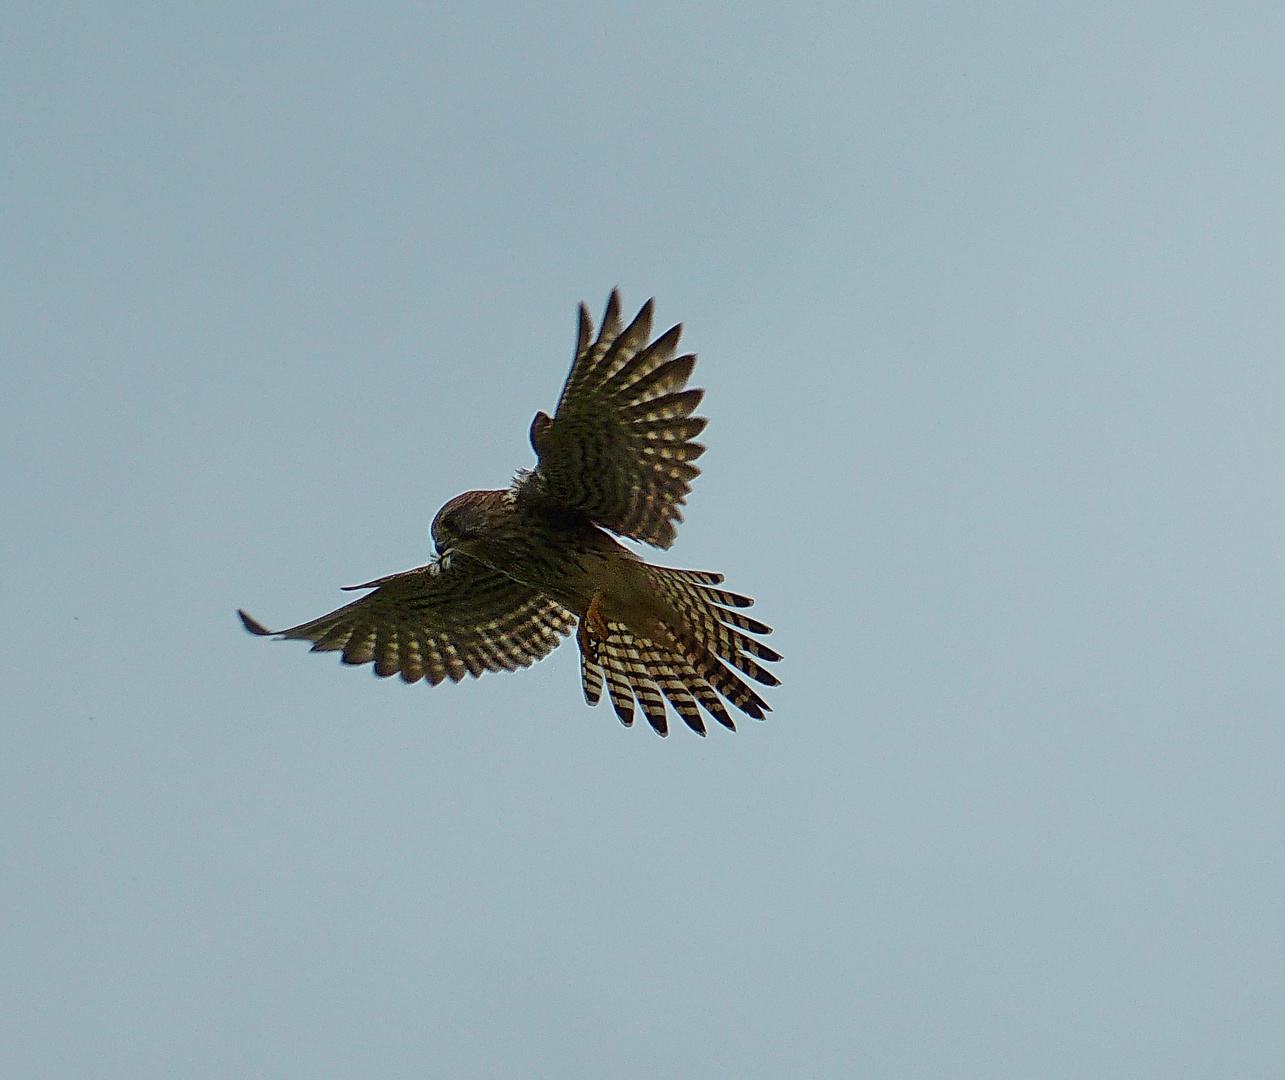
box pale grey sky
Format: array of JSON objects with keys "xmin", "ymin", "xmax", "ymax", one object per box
[{"xmin": 3, "ymin": 3, "xmax": 1284, "ymax": 1077}]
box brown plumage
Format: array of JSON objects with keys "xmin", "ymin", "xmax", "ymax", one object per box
[{"xmin": 239, "ymin": 292, "xmax": 779, "ymax": 735}]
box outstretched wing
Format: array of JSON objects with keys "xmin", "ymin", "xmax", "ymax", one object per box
[
  {"xmin": 238, "ymin": 555, "xmax": 575, "ymax": 685},
  {"xmin": 519, "ymin": 291, "xmax": 707, "ymax": 549}
]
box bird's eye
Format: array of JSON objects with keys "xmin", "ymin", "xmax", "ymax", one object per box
[{"xmin": 430, "ymin": 517, "xmax": 448, "ymax": 552}]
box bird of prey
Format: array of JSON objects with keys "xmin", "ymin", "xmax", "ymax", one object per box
[{"xmin": 238, "ymin": 292, "xmax": 780, "ymax": 736}]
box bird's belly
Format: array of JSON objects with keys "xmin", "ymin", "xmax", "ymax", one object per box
[
  {"xmin": 467, "ymin": 538, "xmax": 598, "ymax": 611},
  {"xmin": 484, "ymin": 540, "xmax": 651, "ymax": 618},
  {"xmin": 464, "ymin": 518, "xmax": 661, "ymax": 628}
]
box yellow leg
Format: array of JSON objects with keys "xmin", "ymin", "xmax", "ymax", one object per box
[{"xmin": 576, "ymin": 590, "xmax": 610, "ymax": 665}]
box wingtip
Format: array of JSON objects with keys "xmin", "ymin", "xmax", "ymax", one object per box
[
  {"xmin": 600, "ymin": 290, "xmax": 622, "ymax": 339},
  {"xmin": 237, "ymin": 609, "xmax": 274, "ymax": 636}
]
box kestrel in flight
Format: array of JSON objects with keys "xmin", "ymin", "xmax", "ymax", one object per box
[{"xmin": 238, "ymin": 292, "xmax": 780, "ymax": 735}]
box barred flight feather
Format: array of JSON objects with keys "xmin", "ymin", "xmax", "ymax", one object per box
[
  {"xmin": 521, "ymin": 292, "xmax": 710, "ymax": 549},
  {"xmin": 578, "ymin": 598, "xmax": 772, "ymax": 734},
  {"xmin": 237, "ymin": 557, "xmax": 575, "ymax": 687},
  {"xmin": 580, "ymin": 647, "xmax": 604, "ymax": 705}
]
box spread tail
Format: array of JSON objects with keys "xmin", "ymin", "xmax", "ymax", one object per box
[{"xmin": 577, "ymin": 566, "xmax": 780, "ymax": 736}]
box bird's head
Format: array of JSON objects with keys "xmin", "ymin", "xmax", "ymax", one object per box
[{"xmin": 431, "ymin": 490, "xmax": 506, "ymax": 557}]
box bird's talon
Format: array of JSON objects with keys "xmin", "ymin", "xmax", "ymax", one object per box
[{"xmin": 577, "ymin": 591, "xmax": 610, "ymax": 665}]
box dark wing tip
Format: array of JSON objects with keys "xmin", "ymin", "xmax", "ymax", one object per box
[{"xmin": 237, "ymin": 609, "xmax": 274, "ymax": 636}]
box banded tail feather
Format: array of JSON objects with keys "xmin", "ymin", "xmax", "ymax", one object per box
[{"xmin": 576, "ymin": 565, "xmax": 779, "ymax": 735}]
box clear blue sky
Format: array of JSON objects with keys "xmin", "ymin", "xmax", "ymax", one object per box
[{"xmin": 4, "ymin": 3, "xmax": 1283, "ymax": 1077}]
